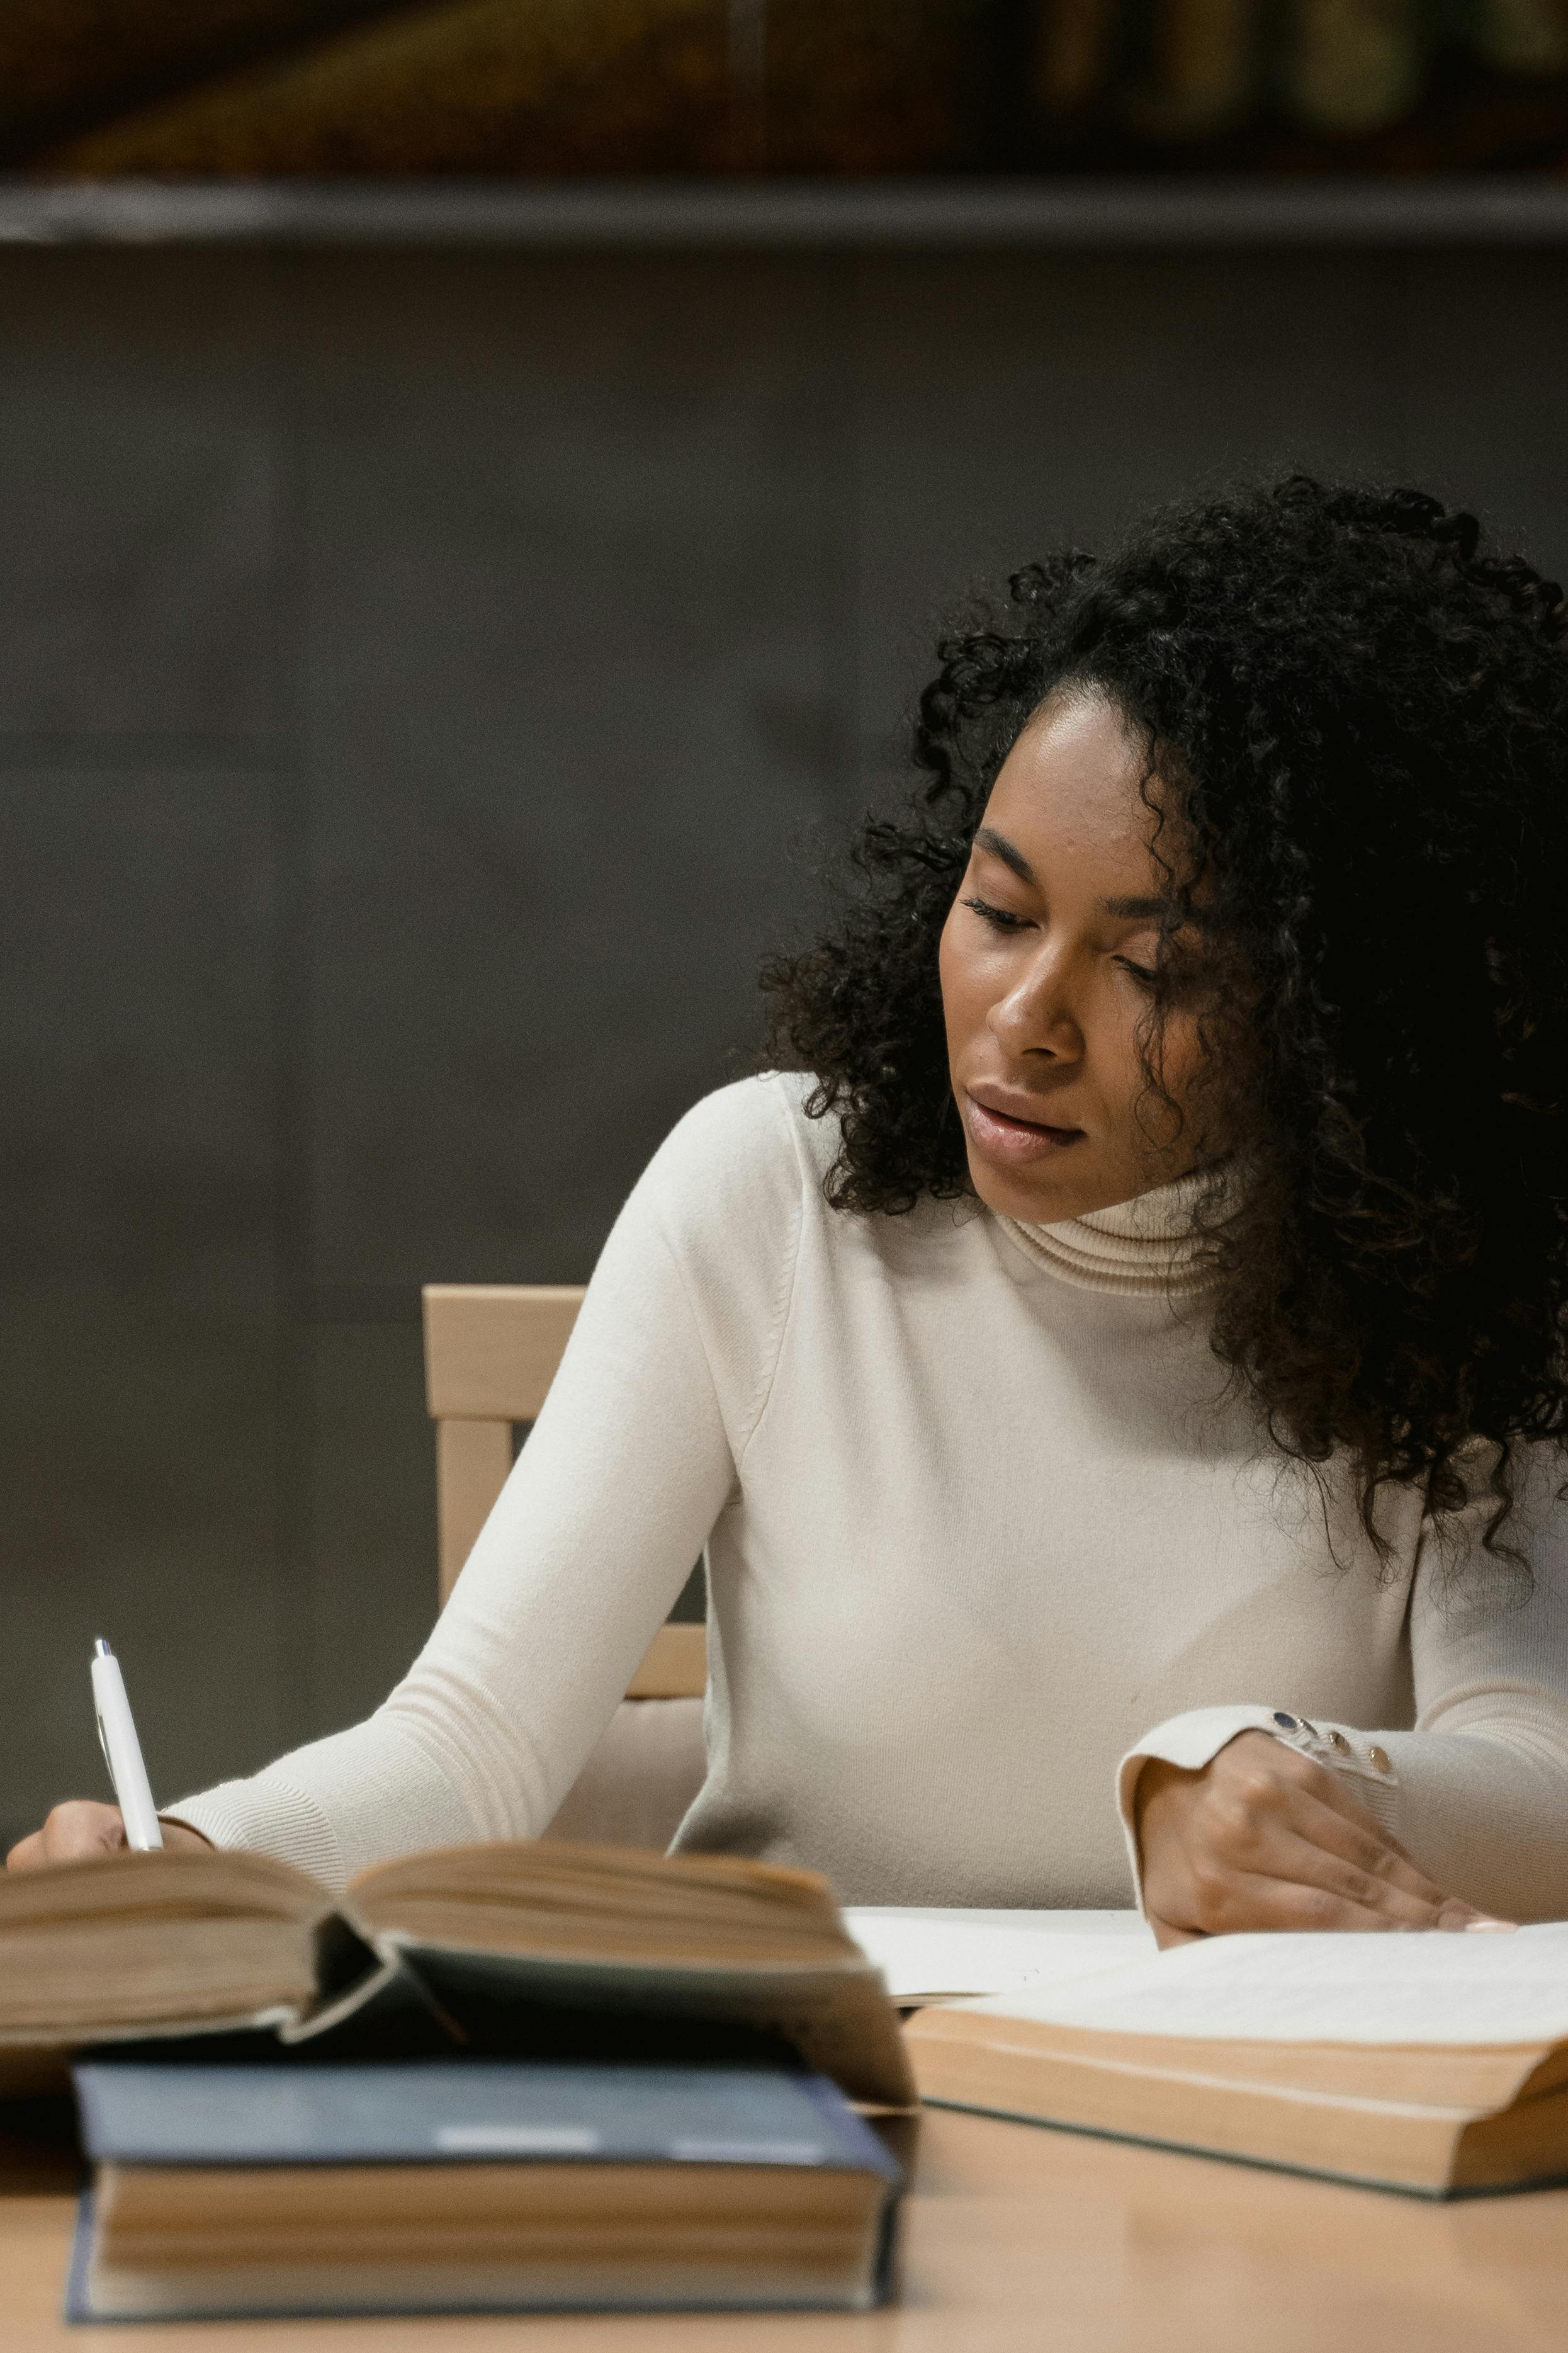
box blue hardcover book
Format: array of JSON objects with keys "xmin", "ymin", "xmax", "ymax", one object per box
[{"xmin": 66, "ymin": 2057, "xmax": 903, "ymax": 2321}]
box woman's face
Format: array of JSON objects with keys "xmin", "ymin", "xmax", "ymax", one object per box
[{"xmin": 939, "ymin": 689, "xmax": 1213, "ymax": 1225}]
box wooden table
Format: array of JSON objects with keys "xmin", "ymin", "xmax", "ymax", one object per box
[{"xmin": 5, "ymin": 2104, "xmax": 1568, "ymax": 2352}]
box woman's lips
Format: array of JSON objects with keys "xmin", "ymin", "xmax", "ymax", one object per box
[{"xmin": 963, "ymin": 1091, "xmax": 1085, "ymax": 1165}]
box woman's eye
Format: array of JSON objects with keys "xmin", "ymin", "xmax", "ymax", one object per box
[
  {"xmin": 961, "ymin": 894, "xmax": 1029, "ymax": 933},
  {"xmin": 1115, "ymin": 957, "xmax": 1159, "ymax": 987}
]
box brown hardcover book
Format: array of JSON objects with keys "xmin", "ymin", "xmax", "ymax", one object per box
[
  {"xmin": 0, "ymin": 1839, "xmax": 913, "ymax": 2107},
  {"xmin": 905, "ymin": 1924, "xmax": 1568, "ymax": 2196}
]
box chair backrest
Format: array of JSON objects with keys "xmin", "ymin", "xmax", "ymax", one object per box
[{"xmin": 420, "ymin": 1284, "xmax": 706, "ymax": 1700}]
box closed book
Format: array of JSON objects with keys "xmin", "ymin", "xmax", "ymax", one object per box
[
  {"xmin": 905, "ymin": 1922, "xmax": 1568, "ymax": 2196},
  {"xmin": 66, "ymin": 2056, "xmax": 902, "ymax": 2319},
  {"xmin": 0, "ymin": 1839, "xmax": 911, "ymax": 2109}
]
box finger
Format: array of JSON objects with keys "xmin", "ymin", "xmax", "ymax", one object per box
[
  {"xmin": 7, "ymin": 1805, "xmax": 196, "ymax": 1873},
  {"xmin": 1171, "ymin": 1865, "xmax": 1436, "ymax": 1937},
  {"xmin": 1435, "ymin": 1896, "xmax": 1516, "ymax": 1930},
  {"xmin": 1158, "ymin": 1804, "xmax": 1506, "ymax": 1937},
  {"xmin": 1214, "ymin": 1780, "xmax": 1468, "ymax": 1924},
  {"xmin": 1146, "ymin": 1911, "xmax": 1204, "ymax": 1951},
  {"xmin": 1275, "ymin": 1787, "xmax": 1456, "ymax": 1910},
  {"xmin": 1234, "ymin": 1740, "xmax": 1410, "ymax": 1851},
  {"xmin": 1243, "ymin": 1827, "xmax": 1455, "ymax": 1929},
  {"xmin": 1287, "ymin": 1756, "xmax": 1421, "ymax": 1855},
  {"xmin": 1148, "ymin": 1826, "xmax": 1440, "ymax": 1934},
  {"xmin": 42, "ymin": 1802, "xmax": 126, "ymax": 1862},
  {"xmin": 1270, "ymin": 1782, "xmax": 1510, "ymax": 1924},
  {"xmin": 1208, "ymin": 1748, "xmax": 1467, "ymax": 1917},
  {"xmin": 1225, "ymin": 1738, "xmax": 1397, "ymax": 1837},
  {"xmin": 158, "ymin": 1820, "xmax": 213, "ymax": 1854},
  {"xmin": 1277, "ymin": 1760, "xmax": 1482, "ymax": 1893}
]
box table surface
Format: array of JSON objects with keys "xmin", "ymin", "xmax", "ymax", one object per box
[{"xmin": 6, "ymin": 2102, "xmax": 1568, "ymax": 2353}]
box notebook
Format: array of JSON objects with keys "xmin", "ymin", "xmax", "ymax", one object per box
[
  {"xmin": 0, "ymin": 1840, "xmax": 912, "ymax": 2107},
  {"xmin": 905, "ymin": 1922, "xmax": 1568, "ymax": 2195},
  {"xmin": 66, "ymin": 2056, "xmax": 903, "ymax": 2320}
]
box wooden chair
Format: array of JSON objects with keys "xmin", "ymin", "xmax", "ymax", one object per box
[{"xmin": 422, "ymin": 1283, "xmax": 708, "ymax": 1847}]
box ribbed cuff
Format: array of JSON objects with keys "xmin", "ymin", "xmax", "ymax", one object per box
[{"xmin": 161, "ymin": 1775, "xmax": 346, "ymax": 1893}]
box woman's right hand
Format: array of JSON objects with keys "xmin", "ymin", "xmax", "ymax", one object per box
[{"xmin": 6, "ymin": 1802, "xmax": 210, "ymax": 1869}]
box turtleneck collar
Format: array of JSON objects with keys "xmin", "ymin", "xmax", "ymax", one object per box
[{"xmin": 998, "ymin": 1161, "xmax": 1238, "ymax": 1297}]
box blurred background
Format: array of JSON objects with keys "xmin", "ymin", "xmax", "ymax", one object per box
[
  {"xmin": 2, "ymin": 0, "xmax": 1567, "ymax": 1850},
  {"xmin": 4, "ymin": 0, "xmax": 1568, "ymax": 173}
]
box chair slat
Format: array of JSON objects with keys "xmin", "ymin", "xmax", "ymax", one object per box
[
  {"xmin": 625, "ymin": 1623, "xmax": 708, "ymax": 1699},
  {"xmin": 424, "ymin": 1284, "xmax": 708, "ymax": 1703},
  {"xmin": 423, "ymin": 1283, "xmax": 584, "ymax": 1422}
]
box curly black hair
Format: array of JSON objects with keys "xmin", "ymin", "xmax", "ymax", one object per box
[{"xmin": 762, "ymin": 476, "xmax": 1568, "ymax": 1573}]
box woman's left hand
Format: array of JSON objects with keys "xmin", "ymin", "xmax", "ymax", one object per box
[{"xmin": 1135, "ymin": 1730, "xmax": 1512, "ymax": 1948}]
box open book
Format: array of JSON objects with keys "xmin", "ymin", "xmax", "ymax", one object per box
[
  {"xmin": 0, "ymin": 1840, "xmax": 913, "ymax": 2109},
  {"xmin": 905, "ymin": 1923, "xmax": 1568, "ymax": 2194}
]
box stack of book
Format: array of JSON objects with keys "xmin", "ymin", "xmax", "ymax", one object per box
[
  {"xmin": 0, "ymin": 1839, "xmax": 910, "ymax": 2320},
  {"xmin": 11, "ymin": 1837, "xmax": 1568, "ymax": 2320},
  {"xmin": 67, "ymin": 2055, "xmax": 900, "ymax": 2320}
]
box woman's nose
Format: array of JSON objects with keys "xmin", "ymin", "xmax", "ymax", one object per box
[{"xmin": 988, "ymin": 950, "xmax": 1081, "ymax": 1058}]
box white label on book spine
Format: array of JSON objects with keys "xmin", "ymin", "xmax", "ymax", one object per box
[{"xmin": 434, "ymin": 2124, "xmax": 602, "ymax": 2153}]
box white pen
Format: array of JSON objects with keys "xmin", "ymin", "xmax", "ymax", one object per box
[{"xmin": 91, "ymin": 1639, "xmax": 164, "ymax": 1852}]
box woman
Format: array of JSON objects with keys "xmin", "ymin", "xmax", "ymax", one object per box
[{"xmin": 16, "ymin": 476, "xmax": 1568, "ymax": 1944}]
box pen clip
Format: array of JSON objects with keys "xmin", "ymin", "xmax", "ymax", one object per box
[{"xmin": 93, "ymin": 1643, "xmax": 116, "ymax": 1790}]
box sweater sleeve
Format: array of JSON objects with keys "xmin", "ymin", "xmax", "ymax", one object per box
[
  {"xmin": 164, "ymin": 1075, "xmax": 806, "ymax": 1893},
  {"xmin": 1115, "ymin": 1442, "xmax": 1568, "ymax": 1922}
]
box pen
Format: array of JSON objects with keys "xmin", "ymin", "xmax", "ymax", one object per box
[{"xmin": 91, "ymin": 1639, "xmax": 164, "ymax": 1852}]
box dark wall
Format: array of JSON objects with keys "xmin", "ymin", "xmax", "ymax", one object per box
[{"xmin": 3, "ymin": 240, "xmax": 1565, "ymax": 1849}]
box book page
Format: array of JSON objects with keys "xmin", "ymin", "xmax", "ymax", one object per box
[
  {"xmin": 843, "ymin": 1908, "xmax": 1155, "ymax": 2002},
  {"xmin": 947, "ymin": 1922, "xmax": 1568, "ymax": 2046},
  {"xmin": 0, "ymin": 1847, "xmax": 328, "ymax": 1929},
  {"xmin": 347, "ymin": 1840, "xmax": 852, "ymax": 1968}
]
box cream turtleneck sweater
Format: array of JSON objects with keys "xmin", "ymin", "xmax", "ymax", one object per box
[
  {"xmin": 998, "ymin": 1163, "xmax": 1224, "ymax": 1298},
  {"xmin": 171, "ymin": 1074, "xmax": 1568, "ymax": 1919}
]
